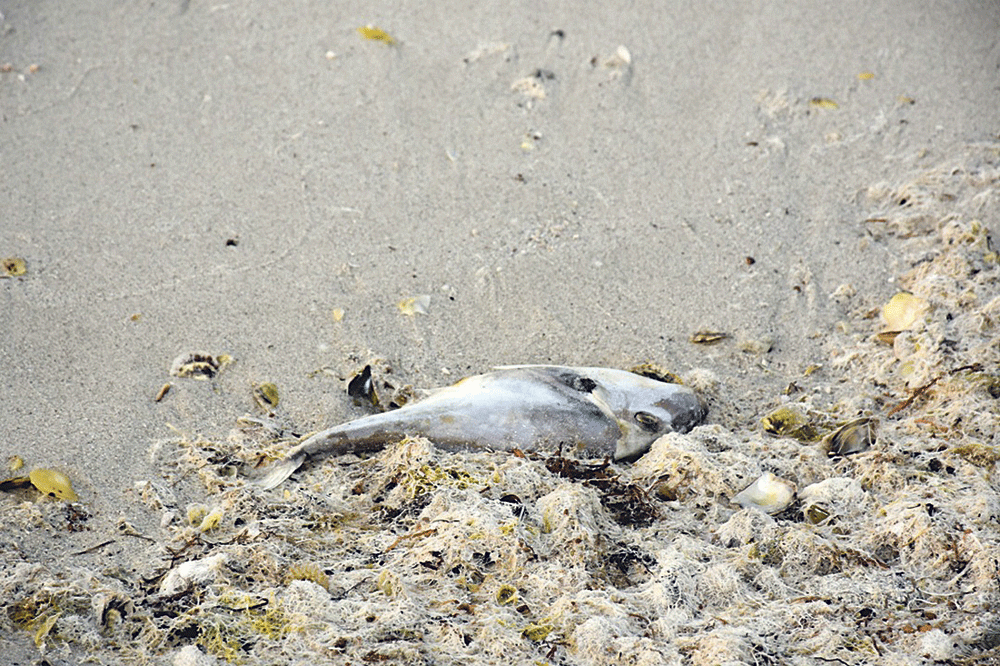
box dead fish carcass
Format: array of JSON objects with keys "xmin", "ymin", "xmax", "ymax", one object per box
[{"xmin": 256, "ymin": 365, "xmax": 708, "ymax": 489}]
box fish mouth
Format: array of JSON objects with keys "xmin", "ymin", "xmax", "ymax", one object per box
[{"xmin": 658, "ymin": 394, "xmax": 709, "ymax": 434}]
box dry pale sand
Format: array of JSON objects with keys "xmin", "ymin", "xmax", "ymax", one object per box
[{"xmin": 2, "ymin": 1, "xmax": 999, "ymax": 664}]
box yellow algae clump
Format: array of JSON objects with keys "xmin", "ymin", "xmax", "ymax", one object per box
[
  {"xmin": 358, "ymin": 25, "xmax": 395, "ymax": 45},
  {"xmin": 28, "ymin": 469, "xmax": 79, "ymax": 501},
  {"xmin": 287, "ymin": 563, "xmax": 330, "ymax": 591},
  {"xmin": 882, "ymin": 292, "xmax": 927, "ymax": 331}
]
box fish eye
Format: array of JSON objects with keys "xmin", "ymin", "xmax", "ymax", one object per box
[{"xmin": 633, "ymin": 411, "xmax": 662, "ymax": 432}]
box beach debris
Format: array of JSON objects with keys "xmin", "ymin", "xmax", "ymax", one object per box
[
  {"xmin": 347, "ymin": 364, "xmax": 379, "ymax": 407},
  {"xmin": 738, "ymin": 335, "xmax": 775, "ymax": 354},
  {"xmin": 2, "ymin": 256, "xmax": 27, "ymax": 277},
  {"xmin": 881, "ymin": 291, "xmax": 927, "ymax": 334},
  {"xmin": 858, "ymin": 71, "xmax": 875, "ymax": 80},
  {"xmin": 169, "ymin": 352, "xmax": 233, "ymax": 380},
  {"xmin": 28, "ymin": 468, "xmax": 79, "ymax": 501},
  {"xmin": 731, "ymin": 472, "xmax": 796, "ymax": 514},
  {"xmin": 0, "ymin": 474, "xmax": 32, "ymax": 493},
  {"xmin": 809, "ymin": 97, "xmax": 839, "ymax": 109},
  {"xmin": 511, "ymin": 73, "xmax": 547, "ymax": 100},
  {"xmin": 823, "ymin": 417, "xmax": 877, "ymax": 457},
  {"xmin": 760, "ymin": 405, "xmax": 824, "ymax": 442},
  {"xmin": 252, "ymin": 382, "xmax": 280, "ymax": 412},
  {"xmin": 197, "ymin": 506, "xmax": 225, "ymax": 533},
  {"xmin": 357, "ymin": 25, "xmax": 395, "ymax": 45},
  {"xmin": 690, "ymin": 330, "xmax": 729, "ymax": 345},
  {"xmin": 628, "ymin": 362, "xmax": 683, "ymax": 385},
  {"xmin": 603, "ymin": 45, "xmax": 631, "ymax": 69},
  {"xmin": 158, "ymin": 553, "xmax": 229, "ymax": 597},
  {"xmin": 8, "ymin": 455, "xmax": 24, "ymax": 473},
  {"xmin": 593, "ymin": 45, "xmax": 632, "ymax": 81},
  {"xmin": 154, "ymin": 382, "xmax": 172, "ymax": 402},
  {"xmin": 397, "ymin": 294, "xmax": 430, "ymax": 316},
  {"xmin": 331, "ymin": 307, "xmax": 345, "ymax": 322}
]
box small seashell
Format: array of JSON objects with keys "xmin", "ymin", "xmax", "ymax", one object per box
[
  {"xmin": 760, "ymin": 406, "xmax": 823, "ymax": 442},
  {"xmin": 29, "ymin": 468, "xmax": 79, "ymax": 501},
  {"xmin": 2, "ymin": 256, "xmax": 27, "ymax": 277},
  {"xmin": 198, "ymin": 506, "xmax": 225, "ymax": 532},
  {"xmin": 348, "ymin": 364, "xmax": 379, "ymax": 407},
  {"xmin": 823, "ymin": 417, "xmax": 877, "ymax": 457},
  {"xmin": 882, "ymin": 292, "xmax": 927, "ymax": 332},
  {"xmin": 731, "ymin": 472, "xmax": 796, "ymax": 514},
  {"xmin": 253, "ymin": 382, "xmax": 280, "ymax": 411},
  {"xmin": 397, "ymin": 294, "xmax": 430, "ymax": 316}
]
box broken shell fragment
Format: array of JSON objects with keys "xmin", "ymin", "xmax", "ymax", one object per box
[
  {"xmin": 154, "ymin": 383, "xmax": 172, "ymax": 402},
  {"xmin": 169, "ymin": 352, "xmax": 232, "ymax": 380},
  {"xmin": 628, "ymin": 363, "xmax": 683, "ymax": 385},
  {"xmin": 253, "ymin": 382, "xmax": 280, "ymax": 411},
  {"xmin": 823, "ymin": 417, "xmax": 877, "ymax": 457},
  {"xmin": 348, "ymin": 364, "xmax": 379, "ymax": 407},
  {"xmin": 731, "ymin": 472, "xmax": 796, "ymax": 514},
  {"xmin": 29, "ymin": 468, "xmax": 79, "ymax": 501},
  {"xmin": 882, "ymin": 292, "xmax": 927, "ymax": 332},
  {"xmin": 397, "ymin": 294, "xmax": 431, "ymax": 316},
  {"xmin": 2, "ymin": 256, "xmax": 27, "ymax": 277},
  {"xmin": 690, "ymin": 330, "xmax": 729, "ymax": 345},
  {"xmin": 760, "ymin": 406, "xmax": 823, "ymax": 442}
]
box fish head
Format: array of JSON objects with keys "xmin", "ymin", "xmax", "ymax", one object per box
[{"xmin": 591, "ymin": 371, "xmax": 707, "ymax": 462}]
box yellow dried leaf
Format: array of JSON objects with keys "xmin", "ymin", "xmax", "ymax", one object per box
[{"xmin": 358, "ymin": 26, "xmax": 395, "ymax": 45}]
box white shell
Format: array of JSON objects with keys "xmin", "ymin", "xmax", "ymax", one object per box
[{"xmin": 731, "ymin": 472, "xmax": 796, "ymax": 514}]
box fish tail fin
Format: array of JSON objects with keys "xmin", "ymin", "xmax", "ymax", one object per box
[{"xmin": 254, "ymin": 450, "xmax": 308, "ymax": 490}]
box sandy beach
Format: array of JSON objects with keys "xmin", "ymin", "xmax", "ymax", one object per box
[{"xmin": 3, "ymin": 1, "xmax": 999, "ymax": 664}]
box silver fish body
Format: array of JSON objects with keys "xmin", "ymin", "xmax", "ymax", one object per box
[{"xmin": 255, "ymin": 365, "xmax": 707, "ymax": 489}]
